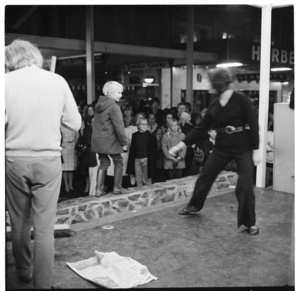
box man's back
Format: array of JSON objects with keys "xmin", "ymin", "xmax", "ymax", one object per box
[{"xmin": 5, "ymin": 65, "xmax": 81, "ymax": 156}]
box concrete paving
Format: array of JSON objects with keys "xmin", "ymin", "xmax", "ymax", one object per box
[{"xmin": 6, "ymin": 188, "xmax": 294, "ymax": 289}]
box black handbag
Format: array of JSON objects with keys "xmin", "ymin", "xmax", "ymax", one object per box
[{"xmin": 75, "ymin": 134, "xmax": 88, "ymax": 153}]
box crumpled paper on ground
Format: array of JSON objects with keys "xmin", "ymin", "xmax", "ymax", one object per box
[{"xmin": 67, "ymin": 251, "xmax": 157, "ymax": 288}]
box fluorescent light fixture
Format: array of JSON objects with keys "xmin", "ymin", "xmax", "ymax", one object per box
[
  {"xmin": 282, "ymin": 82, "xmax": 289, "ymax": 85},
  {"xmin": 144, "ymin": 78, "xmax": 154, "ymax": 84},
  {"xmin": 271, "ymin": 67, "xmax": 293, "ymax": 72},
  {"xmin": 216, "ymin": 62, "xmax": 243, "ymax": 68}
]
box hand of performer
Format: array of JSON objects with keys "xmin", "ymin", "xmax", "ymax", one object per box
[
  {"xmin": 252, "ymin": 149, "xmax": 261, "ymax": 166},
  {"xmin": 122, "ymin": 146, "xmax": 128, "ymax": 152},
  {"xmin": 168, "ymin": 141, "xmax": 186, "ymax": 157}
]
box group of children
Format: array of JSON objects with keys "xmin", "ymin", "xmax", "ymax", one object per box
[{"xmin": 121, "ymin": 101, "xmax": 220, "ymax": 189}]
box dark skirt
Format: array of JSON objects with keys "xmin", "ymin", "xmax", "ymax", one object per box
[{"xmin": 79, "ymin": 146, "xmax": 97, "ymax": 176}]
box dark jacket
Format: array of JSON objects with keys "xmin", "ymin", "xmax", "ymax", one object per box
[
  {"xmin": 81, "ymin": 124, "xmax": 97, "ymax": 167},
  {"xmin": 127, "ymin": 130, "xmax": 158, "ymax": 178},
  {"xmin": 91, "ymin": 95, "xmax": 127, "ymax": 154},
  {"xmin": 183, "ymin": 91, "xmax": 259, "ymax": 151},
  {"xmin": 202, "ymin": 139, "xmax": 214, "ymax": 164}
]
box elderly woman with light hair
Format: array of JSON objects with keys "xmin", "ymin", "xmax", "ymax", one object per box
[{"xmin": 91, "ymin": 81, "xmax": 128, "ymax": 196}]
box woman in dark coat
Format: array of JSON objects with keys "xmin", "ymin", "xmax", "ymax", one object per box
[
  {"xmin": 78, "ymin": 115, "xmax": 98, "ymax": 194},
  {"xmin": 153, "ymin": 110, "xmax": 176, "ymax": 183},
  {"xmin": 91, "ymin": 81, "xmax": 128, "ymax": 196},
  {"xmin": 169, "ymin": 67, "xmax": 261, "ymax": 235}
]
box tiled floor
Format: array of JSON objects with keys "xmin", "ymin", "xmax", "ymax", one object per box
[{"xmin": 5, "ymin": 188, "xmax": 294, "ymax": 289}]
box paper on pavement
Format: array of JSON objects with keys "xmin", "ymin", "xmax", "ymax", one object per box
[{"xmin": 66, "ymin": 251, "xmax": 157, "ymax": 288}]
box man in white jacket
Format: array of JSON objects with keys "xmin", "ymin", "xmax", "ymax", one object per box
[{"xmin": 5, "ymin": 39, "xmax": 82, "ymax": 289}]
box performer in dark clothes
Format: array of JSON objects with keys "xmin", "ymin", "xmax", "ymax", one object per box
[{"xmin": 168, "ymin": 67, "xmax": 261, "ymax": 235}]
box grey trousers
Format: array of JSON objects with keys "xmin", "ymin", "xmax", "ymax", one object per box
[
  {"xmin": 135, "ymin": 158, "xmax": 151, "ymax": 187},
  {"xmin": 6, "ymin": 156, "xmax": 62, "ymax": 289}
]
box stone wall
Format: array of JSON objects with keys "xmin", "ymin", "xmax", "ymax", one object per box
[
  {"xmin": 5, "ymin": 171, "xmax": 238, "ymax": 228},
  {"xmin": 55, "ymin": 171, "xmax": 238, "ymax": 225}
]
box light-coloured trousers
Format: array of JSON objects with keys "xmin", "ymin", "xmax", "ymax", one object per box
[
  {"xmin": 135, "ymin": 158, "xmax": 152, "ymax": 187},
  {"xmin": 89, "ymin": 157, "xmax": 100, "ymax": 196},
  {"xmin": 5, "ymin": 156, "xmax": 62, "ymax": 289}
]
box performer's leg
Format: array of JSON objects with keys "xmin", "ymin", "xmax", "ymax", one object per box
[
  {"xmin": 186, "ymin": 148, "xmax": 229, "ymax": 211},
  {"xmin": 233, "ymin": 150, "xmax": 256, "ymax": 229}
]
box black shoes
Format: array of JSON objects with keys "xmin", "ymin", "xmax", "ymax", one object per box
[
  {"xmin": 178, "ymin": 206, "xmax": 200, "ymax": 215},
  {"xmin": 248, "ymin": 225, "xmax": 259, "ymax": 235}
]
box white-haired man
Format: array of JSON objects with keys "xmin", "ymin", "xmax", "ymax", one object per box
[{"xmin": 5, "ymin": 39, "xmax": 82, "ymax": 288}]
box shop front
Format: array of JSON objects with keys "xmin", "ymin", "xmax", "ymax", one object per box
[{"xmin": 160, "ymin": 39, "xmax": 294, "ymax": 113}]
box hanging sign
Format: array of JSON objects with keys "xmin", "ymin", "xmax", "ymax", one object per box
[
  {"xmin": 57, "ymin": 55, "xmax": 104, "ymax": 68},
  {"xmin": 251, "ymin": 45, "xmax": 294, "ymax": 66},
  {"xmin": 123, "ymin": 60, "xmax": 169, "ymax": 71},
  {"xmin": 236, "ymin": 72, "xmax": 291, "ymax": 83}
]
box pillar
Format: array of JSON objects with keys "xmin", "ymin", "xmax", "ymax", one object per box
[
  {"xmin": 256, "ymin": 5, "xmax": 272, "ymax": 187},
  {"xmin": 186, "ymin": 5, "xmax": 194, "ymax": 106},
  {"xmin": 86, "ymin": 6, "xmax": 95, "ymax": 104}
]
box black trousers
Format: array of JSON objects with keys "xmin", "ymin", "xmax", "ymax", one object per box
[
  {"xmin": 166, "ymin": 169, "xmax": 183, "ymax": 180},
  {"xmin": 188, "ymin": 148, "xmax": 256, "ymax": 228}
]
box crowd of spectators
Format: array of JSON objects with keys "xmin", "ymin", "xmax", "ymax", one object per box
[{"xmin": 60, "ymin": 94, "xmax": 237, "ymax": 198}]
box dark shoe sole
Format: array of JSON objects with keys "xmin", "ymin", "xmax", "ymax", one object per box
[
  {"xmin": 248, "ymin": 227, "xmax": 259, "ymax": 235},
  {"xmin": 178, "ymin": 208, "xmax": 191, "ymax": 215},
  {"xmin": 178, "ymin": 206, "xmax": 200, "ymax": 215}
]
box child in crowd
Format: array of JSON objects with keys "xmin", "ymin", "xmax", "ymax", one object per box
[
  {"xmin": 162, "ymin": 119, "xmax": 186, "ymax": 180},
  {"xmin": 202, "ymin": 125, "xmax": 217, "ymax": 164},
  {"xmin": 147, "ymin": 112, "xmax": 159, "ymax": 134},
  {"xmin": 122, "ymin": 105, "xmax": 134, "ymax": 127},
  {"xmin": 91, "ymin": 81, "xmax": 128, "ymax": 196},
  {"xmin": 127, "ymin": 118, "xmax": 158, "ymax": 187},
  {"xmin": 202, "ymin": 125, "xmax": 237, "ymax": 172}
]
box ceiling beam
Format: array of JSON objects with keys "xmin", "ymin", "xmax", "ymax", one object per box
[
  {"xmin": 10, "ymin": 6, "xmax": 39, "ymax": 29},
  {"xmin": 250, "ymin": 4, "xmax": 293, "ymax": 9},
  {"xmin": 5, "ymin": 33, "xmax": 218, "ymax": 62}
]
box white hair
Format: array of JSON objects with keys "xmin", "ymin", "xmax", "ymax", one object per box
[
  {"xmin": 102, "ymin": 81, "xmax": 123, "ymax": 96},
  {"xmin": 5, "ymin": 39, "xmax": 44, "ymax": 72}
]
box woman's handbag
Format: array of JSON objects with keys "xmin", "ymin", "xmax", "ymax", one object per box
[{"xmin": 75, "ymin": 134, "xmax": 88, "ymax": 153}]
